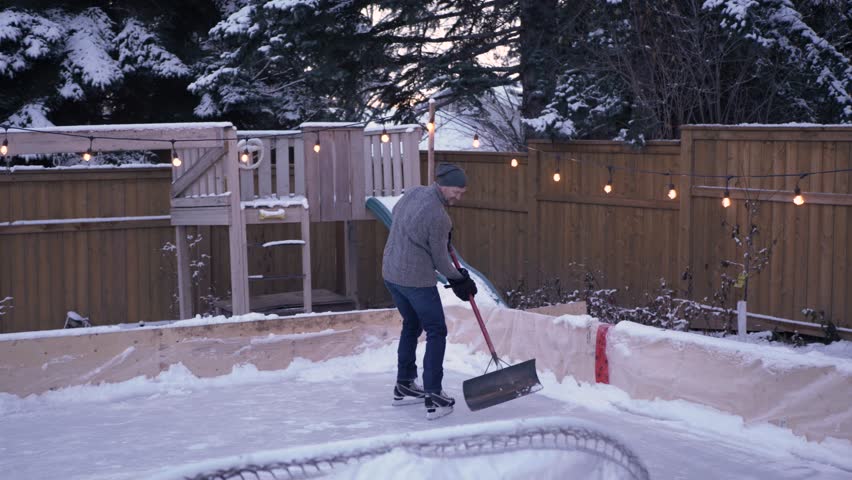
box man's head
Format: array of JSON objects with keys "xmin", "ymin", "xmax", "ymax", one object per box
[{"xmin": 435, "ymin": 163, "xmax": 467, "ymax": 205}]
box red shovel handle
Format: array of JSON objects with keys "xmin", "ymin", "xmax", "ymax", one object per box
[{"xmin": 448, "ymin": 246, "xmax": 500, "ymax": 362}]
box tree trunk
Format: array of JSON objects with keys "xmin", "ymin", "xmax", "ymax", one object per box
[{"xmin": 519, "ymin": 0, "xmax": 559, "ymax": 140}]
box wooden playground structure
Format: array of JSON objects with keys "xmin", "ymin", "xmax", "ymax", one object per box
[{"xmin": 4, "ymin": 121, "xmax": 422, "ymax": 320}]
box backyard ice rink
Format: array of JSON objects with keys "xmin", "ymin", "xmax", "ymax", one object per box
[{"xmin": 2, "ymin": 336, "xmax": 851, "ymax": 480}]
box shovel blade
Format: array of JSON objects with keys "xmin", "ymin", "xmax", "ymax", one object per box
[{"xmin": 462, "ymin": 359, "xmax": 542, "ymax": 412}]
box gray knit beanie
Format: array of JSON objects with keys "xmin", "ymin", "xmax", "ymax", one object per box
[{"xmin": 435, "ymin": 163, "xmax": 467, "ymax": 187}]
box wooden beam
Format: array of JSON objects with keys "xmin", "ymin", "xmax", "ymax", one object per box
[
  {"xmin": 344, "ymin": 220, "xmax": 359, "ymax": 308},
  {"xmin": 0, "ymin": 168, "xmax": 172, "ymax": 183},
  {"xmin": 225, "ymin": 128, "xmax": 250, "ymax": 315},
  {"xmin": 535, "ymin": 193, "xmax": 680, "ymax": 211},
  {"xmin": 0, "ymin": 218, "xmax": 170, "ymax": 235},
  {"xmin": 171, "ymin": 196, "xmax": 230, "ymax": 208},
  {"xmin": 170, "ymin": 207, "xmax": 230, "ymax": 226},
  {"xmin": 682, "ymin": 127, "xmax": 852, "ymax": 143},
  {"xmin": 3, "ymin": 123, "xmax": 231, "ymax": 155},
  {"xmin": 455, "ymin": 199, "xmax": 528, "ymax": 213},
  {"xmin": 677, "ymin": 129, "xmax": 695, "ymax": 297},
  {"xmin": 301, "ymin": 209, "xmax": 312, "ymax": 313},
  {"xmin": 175, "ymin": 226, "xmax": 192, "ymax": 320}
]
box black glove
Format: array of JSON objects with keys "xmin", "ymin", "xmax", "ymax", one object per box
[{"xmin": 444, "ymin": 268, "xmax": 478, "ymax": 301}]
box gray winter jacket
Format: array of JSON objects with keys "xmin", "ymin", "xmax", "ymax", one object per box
[{"xmin": 382, "ymin": 183, "xmax": 464, "ymax": 287}]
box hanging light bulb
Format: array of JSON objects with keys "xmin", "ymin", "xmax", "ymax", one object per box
[
  {"xmin": 426, "ymin": 121, "xmax": 435, "ymax": 133},
  {"xmin": 792, "ymin": 174, "xmax": 807, "ymax": 206},
  {"xmin": 604, "ymin": 166, "xmax": 613, "ymax": 194},
  {"xmin": 313, "ymin": 139, "xmax": 321, "ymax": 153},
  {"xmin": 240, "ymin": 149, "xmax": 250, "ymax": 163},
  {"xmin": 472, "ymin": 133, "xmax": 480, "ymax": 148},
  {"xmin": 82, "ymin": 137, "xmax": 93, "ymax": 162},
  {"xmin": 667, "ymin": 173, "xmax": 677, "ymax": 199},
  {"xmin": 793, "ymin": 186, "xmax": 805, "ymax": 205},
  {"xmin": 553, "ymin": 168, "xmax": 561, "ymax": 182},
  {"xmin": 1, "ymin": 128, "xmax": 8, "ymax": 156},
  {"xmin": 510, "ymin": 158, "xmax": 518, "ymax": 168},
  {"xmin": 721, "ymin": 176, "xmax": 732, "ymax": 208},
  {"xmin": 171, "ymin": 141, "xmax": 181, "ymax": 167},
  {"xmin": 667, "ymin": 183, "xmax": 677, "ymax": 200},
  {"xmin": 380, "ymin": 126, "xmax": 390, "ymax": 143}
]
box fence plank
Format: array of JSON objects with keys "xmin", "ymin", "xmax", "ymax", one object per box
[
  {"xmin": 275, "ymin": 138, "xmax": 291, "ymax": 196},
  {"xmin": 259, "ymin": 140, "xmax": 272, "ymax": 197},
  {"xmin": 372, "ymin": 136, "xmax": 382, "ymax": 196},
  {"xmin": 391, "ymin": 133, "xmax": 403, "ymax": 196}
]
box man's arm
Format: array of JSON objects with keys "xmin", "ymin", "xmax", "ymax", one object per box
[{"xmin": 428, "ymin": 217, "xmax": 463, "ymax": 281}]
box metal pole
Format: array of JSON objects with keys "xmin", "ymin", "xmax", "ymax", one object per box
[
  {"xmin": 737, "ymin": 300, "xmax": 747, "ymax": 337},
  {"xmin": 427, "ymin": 98, "xmax": 435, "ymax": 185}
]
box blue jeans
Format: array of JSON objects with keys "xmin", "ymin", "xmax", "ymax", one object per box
[{"xmin": 384, "ymin": 280, "xmax": 447, "ymax": 393}]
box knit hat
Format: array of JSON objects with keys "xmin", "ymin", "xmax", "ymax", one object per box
[{"xmin": 435, "ymin": 163, "xmax": 467, "ymax": 187}]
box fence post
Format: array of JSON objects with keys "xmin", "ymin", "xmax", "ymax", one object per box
[
  {"xmin": 737, "ymin": 300, "xmax": 747, "ymax": 337},
  {"xmin": 677, "ymin": 128, "xmax": 695, "ymax": 297}
]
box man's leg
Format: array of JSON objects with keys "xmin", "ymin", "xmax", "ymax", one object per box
[
  {"xmin": 384, "ymin": 281, "xmax": 423, "ymax": 382},
  {"xmin": 406, "ymin": 286, "xmax": 447, "ymax": 394}
]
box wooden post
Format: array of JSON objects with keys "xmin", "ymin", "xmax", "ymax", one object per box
[
  {"xmin": 175, "ymin": 225, "xmax": 192, "ymax": 319},
  {"xmin": 225, "ymin": 127, "xmax": 250, "ymax": 315},
  {"xmin": 677, "ymin": 128, "xmax": 695, "ymax": 297},
  {"xmin": 301, "ymin": 209, "xmax": 312, "ymax": 313},
  {"xmin": 344, "ymin": 220, "xmax": 359, "ymax": 308},
  {"xmin": 525, "ymin": 144, "xmax": 542, "ymax": 287},
  {"xmin": 428, "ymin": 99, "xmax": 435, "ymax": 184}
]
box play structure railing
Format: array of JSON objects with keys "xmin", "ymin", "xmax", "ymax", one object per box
[{"xmin": 235, "ymin": 130, "xmax": 305, "ymax": 201}]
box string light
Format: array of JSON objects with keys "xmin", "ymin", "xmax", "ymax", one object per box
[
  {"xmin": 170, "ymin": 140, "xmax": 181, "ymax": 167},
  {"xmin": 0, "ymin": 121, "xmax": 847, "ymax": 212},
  {"xmin": 667, "ymin": 173, "xmax": 677, "ymax": 199},
  {"xmin": 82, "ymin": 137, "xmax": 93, "ymax": 162},
  {"xmin": 791, "ymin": 173, "xmax": 806, "ymax": 205},
  {"xmin": 380, "ymin": 126, "xmax": 390, "ymax": 143},
  {"xmin": 722, "ymin": 176, "xmax": 732, "ymax": 208},
  {"xmin": 240, "ymin": 149, "xmax": 250, "ymax": 163},
  {"xmin": 793, "ymin": 186, "xmax": 804, "ymax": 205},
  {"xmin": 604, "ymin": 166, "xmax": 613, "ymax": 194}
]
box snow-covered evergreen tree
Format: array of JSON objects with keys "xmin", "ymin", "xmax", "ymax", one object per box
[
  {"xmin": 527, "ymin": 0, "xmax": 852, "ymax": 144},
  {"xmin": 191, "ymin": 0, "xmax": 522, "ymax": 128},
  {"xmin": 0, "ymin": 4, "xmax": 196, "ymax": 128}
]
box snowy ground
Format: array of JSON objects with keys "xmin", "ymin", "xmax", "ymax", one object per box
[{"xmin": 1, "ymin": 339, "xmax": 850, "ymax": 480}]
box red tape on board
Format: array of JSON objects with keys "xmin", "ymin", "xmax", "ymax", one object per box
[{"xmin": 595, "ymin": 323, "xmax": 612, "ymax": 384}]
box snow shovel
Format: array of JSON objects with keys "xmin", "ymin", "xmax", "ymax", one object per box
[{"xmin": 447, "ymin": 246, "xmax": 543, "ymax": 411}]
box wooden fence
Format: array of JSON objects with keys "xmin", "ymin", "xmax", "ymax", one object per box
[
  {"xmin": 440, "ymin": 125, "xmax": 852, "ymax": 330},
  {"xmin": 0, "ymin": 167, "xmax": 388, "ymax": 333},
  {"xmin": 1, "ymin": 125, "xmax": 850, "ymax": 333}
]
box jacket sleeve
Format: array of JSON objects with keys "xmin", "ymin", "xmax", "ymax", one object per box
[{"xmin": 429, "ymin": 214, "xmax": 463, "ymax": 281}]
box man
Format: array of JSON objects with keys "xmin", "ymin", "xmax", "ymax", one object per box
[{"xmin": 382, "ymin": 163, "xmax": 478, "ymax": 420}]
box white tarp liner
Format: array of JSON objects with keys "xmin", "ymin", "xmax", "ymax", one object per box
[
  {"xmin": 443, "ymin": 304, "xmax": 852, "ymax": 442},
  {"xmin": 2, "ymin": 305, "xmax": 850, "ymax": 442}
]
